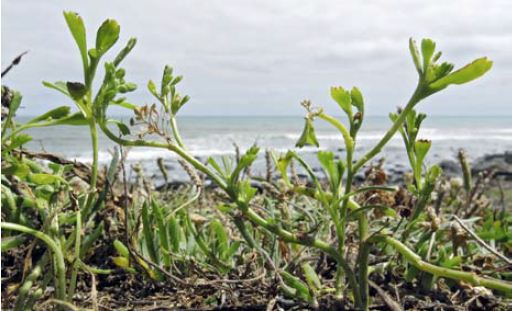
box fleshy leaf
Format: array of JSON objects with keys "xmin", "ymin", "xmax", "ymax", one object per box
[
  {"xmin": 296, "ymin": 118, "xmax": 319, "ymax": 148},
  {"xmin": 53, "ymin": 113, "xmax": 88, "ymax": 126},
  {"xmin": 108, "ymin": 119, "xmax": 131, "ymax": 135},
  {"xmin": 113, "ymin": 38, "xmax": 137, "ymax": 67},
  {"xmin": 409, "ymin": 38, "xmax": 422, "ymax": 74},
  {"xmin": 43, "ymin": 81, "xmax": 71, "ymax": 98},
  {"xmin": 27, "ymin": 106, "xmax": 71, "ymax": 124},
  {"xmin": 113, "ymin": 240, "xmax": 130, "ymax": 258},
  {"xmin": 350, "ymin": 87, "xmax": 364, "ymax": 112},
  {"xmin": 63, "ymin": 11, "xmax": 88, "ymax": 70},
  {"xmin": 429, "ymin": 57, "xmax": 493, "ymax": 91},
  {"xmin": 96, "ymin": 19, "xmax": 120, "ymax": 56},
  {"xmin": 421, "ymin": 38, "xmax": 436, "ymax": 71},
  {"xmin": 5, "ymin": 134, "xmax": 32, "ymax": 152},
  {"xmin": 330, "ymin": 86, "xmax": 352, "ymax": 116},
  {"xmin": 415, "ymin": 139, "xmax": 432, "ymax": 166}
]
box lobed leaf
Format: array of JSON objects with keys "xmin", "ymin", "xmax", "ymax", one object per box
[
  {"xmin": 429, "ymin": 57, "xmax": 493, "ymax": 91},
  {"xmin": 421, "ymin": 38, "xmax": 436, "ymax": 71},
  {"xmin": 330, "ymin": 86, "xmax": 352, "ymax": 116}
]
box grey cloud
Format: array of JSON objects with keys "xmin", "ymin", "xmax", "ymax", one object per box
[{"xmin": 1, "ymin": 0, "xmax": 511, "ymax": 116}]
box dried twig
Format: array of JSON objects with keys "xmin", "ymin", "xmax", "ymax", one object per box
[
  {"xmin": 453, "ymin": 215, "xmax": 512, "ymax": 265},
  {"xmin": 2, "ymin": 51, "xmax": 28, "ymax": 77},
  {"xmin": 368, "ymin": 280, "xmax": 403, "ymax": 311}
]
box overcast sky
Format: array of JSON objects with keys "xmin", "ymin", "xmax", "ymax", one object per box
[{"xmin": 2, "ymin": 0, "xmax": 511, "ymax": 116}]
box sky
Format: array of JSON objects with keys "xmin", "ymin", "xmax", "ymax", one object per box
[{"xmin": 1, "ymin": 0, "xmax": 511, "ymax": 116}]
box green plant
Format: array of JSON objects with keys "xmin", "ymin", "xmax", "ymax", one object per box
[
  {"xmin": 5, "ymin": 11, "xmax": 512, "ymax": 310},
  {"xmin": 113, "ymin": 193, "xmax": 242, "ymax": 279},
  {"xmin": 58, "ymin": 11, "xmax": 508, "ymax": 308},
  {"xmin": 1, "ymin": 87, "xmax": 118, "ymax": 308}
]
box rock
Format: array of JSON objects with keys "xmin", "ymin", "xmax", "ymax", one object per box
[
  {"xmin": 473, "ymin": 153, "xmax": 512, "ymax": 173},
  {"xmin": 438, "ymin": 160, "xmax": 461, "ymax": 177}
]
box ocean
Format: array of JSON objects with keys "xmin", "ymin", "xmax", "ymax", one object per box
[{"xmin": 19, "ymin": 116, "xmax": 512, "ymax": 182}]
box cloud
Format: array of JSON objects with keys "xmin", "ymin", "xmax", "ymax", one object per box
[{"xmin": 2, "ymin": 0, "xmax": 511, "ymax": 116}]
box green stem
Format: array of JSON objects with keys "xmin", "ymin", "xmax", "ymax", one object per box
[
  {"xmin": 358, "ymin": 212, "xmax": 370, "ymax": 311},
  {"xmin": 244, "ymin": 205, "xmax": 362, "ymax": 308},
  {"xmin": 170, "ymin": 115, "xmax": 185, "ymax": 148},
  {"xmin": 68, "ymin": 210, "xmax": 82, "ymax": 300},
  {"xmin": 14, "ymin": 254, "xmax": 49, "ymax": 311},
  {"xmin": 98, "ymin": 119, "xmax": 366, "ymax": 306},
  {"xmin": 353, "ymin": 85, "xmax": 423, "ymax": 173},
  {"xmin": 2, "ymin": 223, "xmax": 67, "ymax": 303},
  {"xmin": 99, "ymin": 122, "xmax": 227, "ymax": 189},
  {"xmin": 318, "ymin": 113, "xmax": 354, "ymax": 153},
  {"xmin": 372, "ymin": 234, "xmax": 512, "ymax": 294},
  {"xmin": 88, "ymin": 119, "xmax": 99, "ymax": 190}
]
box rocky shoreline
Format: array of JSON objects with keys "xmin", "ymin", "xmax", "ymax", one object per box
[{"xmin": 155, "ymin": 151, "xmax": 512, "ymax": 191}]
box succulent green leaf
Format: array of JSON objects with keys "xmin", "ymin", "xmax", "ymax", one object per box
[
  {"xmin": 210, "ymin": 219, "xmax": 229, "ymax": 259},
  {"xmin": 168, "ymin": 215, "xmax": 182, "ymax": 252},
  {"xmin": 28, "ymin": 173, "xmax": 66, "ymax": 185},
  {"xmin": 429, "ymin": 57, "xmax": 493, "ymax": 91},
  {"xmin": 421, "ymin": 38, "xmax": 436, "ymax": 71},
  {"xmin": 426, "ymin": 164, "xmax": 442, "ymax": 183},
  {"xmin": 43, "ymin": 81, "xmax": 71, "ymax": 97},
  {"xmin": 409, "ymin": 38, "xmax": 422, "ymax": 74},
  {"xmin": 113, "ymin": 239, "xmax": 130, "ymax": 258},
  {"xmin": 171, "ymin": 95, "xmax": 189, "ymax": 115},
  {"xmin": 1, "ymin": 235, "xmax": 27, "ymax": 251},
  {"xmin": 231, "ymin": 145, "xmax": 259, "ymax": 182},
  {"xmin": 301, "ymin": 263, "xmax": 322, "ymax": 292},
  {"xmin": 113, "ymin": 38, "xmax": 137, "ymax": 67},
  {"xmin": 96, "ymin": 19, "xmax": 120, "ymax": 56},
  {"xmin": 161, "ymin": 65, "xmax": 174, "ymax": 91},
  {"xmin": 330, "ymin": 86, "xmax": 352, "ymax": 116},
  {"xmin": 6, "ymin": 90, "xmax": 22, "ymax": 115},
  {"xmin": 276, "ymin": 151, "xmax": 293, "ymax": 184},
  {"xmin": 2, "ymin": 163, "xmax": 30, "ymax": 179},
  {"xmin": 52, "ymin": 112, "xmax": 88, "ymax": 126},
  {"xmin": 112, "ymin": 256, "xmax": 130, "ymax": 268},
  {"xmin": 118, "ymin": 82, "xmax": 137, "ymax": 94},
  {"xmin": 141, "ymin": 201, "xmax": 159, "ymax": 264},
  {"xmin": 27, "ymin": 106, "xmax": 71, "ymax": 124},
  {"xmin": 63, "ymin": 11, "xmax": 88, "ymax": 70},
  {"xmin": 350, "ymin": 87, "xmax": 364, "ymax": 112},
  {"xmin": 296, "ymin": 118, "xmax": 319, "ymax": 148},
  {"xmin": 317, "ymin": 151, "xmax": 343, "ymax": 192},
  {"xmin": 5, "ymin": 134, "xmax": 32, "ymax": 153},
  {"xmin": 147, "ymin": 80, "xmax": 159, "ymax": 99},
  {"xmin": 152, "ymin": 199, "xmax": 171, "ymax": 267},
  {"xmin": 414, "ymin": 139, "xmax": 432, "ymax": 166},
  {"xmin": 108, "ymin": 119, "xmax": 130, "ymax": 135},
  {"xmin": 238, "ymin": 180, "xmax": 257, "ymax": 204},
  {"xmin": 281, "ymin": 271, "xmax": 312, "ymax": 301},
  {"xmin": 111, "ymin": 100, "xmax": 137, "ymax": 110}
]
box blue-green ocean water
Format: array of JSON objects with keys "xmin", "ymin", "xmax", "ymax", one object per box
[{"xmin": 19, "ymin": 116, "xmax": 512, "ymax": 181}]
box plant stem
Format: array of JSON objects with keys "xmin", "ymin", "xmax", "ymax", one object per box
[
  {"xmin": 68, "ymin": 210, "xmax": 82, "ymax": 300},
  {"xmin": 244, "ymin": 207, "xmax": 362, "ymax": 307},
  {"xmin": 372, "ymin": 234, "xmax": 512, "ymax": 294},
  {"xmin": 170, "ymin": 116, "xmax": 185, "ymax": 148},
  {"xmin": 358, "ymin": 213, "xmax": 370, "ymax": 311},
  {"xmin": 318, "ymin": 113, "xmax": 354, "ymax": 152},
  {"xmin": 353, "ymin": 86, "xmax": 423, "ymax": 173},
  {"xmin": 88, "ymin": 119, "xmax": 99, "ymax": 190},
  {"xmin": 2, "ymin": 223, "xmax": 67, "ymax": 303}
]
